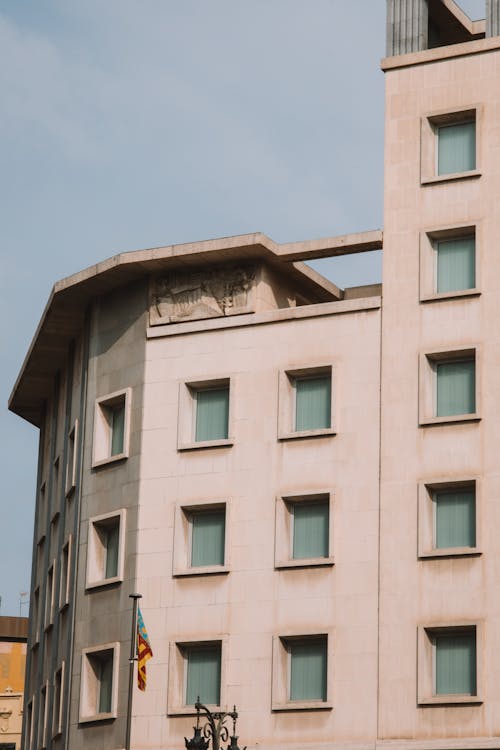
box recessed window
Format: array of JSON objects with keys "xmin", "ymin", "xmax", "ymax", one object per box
[
  {"xmin": 39, "ymin": 681, "xmax": 48, "ymax": 749},
  {"xmin": 295, "ymin": 375, "xmax": 331, "ymax": 431},
  {"xmin": 86, "ymin": 510, "xmax": 125, "ymax": 589},
  {"xmin": 434, "ymin": 488, "xmax": 476, "ymax": 549},
  {"xmin": 191, "ymin": 509, "xmax": 225, "ymax": 567},
  {"xmin": 279, "ymin": 366, "xmax": 335, "ymax": 440},
  {"xmin": 185, "ymin": 644, "xmax": 221, "ymax": 706},
  {"xmin": 168, "ymin": 639, "xmax": 225, "ymax": 715},
  {"xmin": 275, "ymin": 492, "xmax": 333, "ymax": 569},
  {"xmin": 195, "ymin": 387, "xmax": 229, "ymax": 442},
  {"xmin": 52, "ymin": 663, "xmax": 64, "ymax": 737},
  {"xmin": 436, "ymin": 236, "xmax": 475, "ymax": 294},
  {"xmin": 437, "ymin": 121, "xmax": 476, "ymax": 175},
  {"xmin": 421, "ymin": 108, "xmax": 480, "ymax": 185},
  {"xmin": 434, "ymin": 630, "xmax": 476, "ymax": 695},
  {"xmin": 272, "ymin": 633, "xmax": 332, "ymax": 711},
  {"xmin": 173, "ymin": 502, "xmax": 229, "ymax": 577},
  {"xmin": 59, "ymin": 536, "xmax": 72, "ymax": 610},
  {"xmin": 178, "ymin": 378, "xmax": 233, "ymax": 450},
  {"xmin": 418, "ymin": 480, "xmax": 479, "ymax": 558},
  {"xmin": 418, "ymin": 623, "xmax": 482, "ymax": 705},
  {"xmin": 293, "ymin": 499, "xmax": 329, "ymax": 559},
  {"xmin": 420, "ymin": 348, "xmax": 479, "ymax": 425},
  {"xmin": 436, "ymin": 359, "xmax": 475, "ymax": 417},
  {"xmin": 45, "ymin": 560, "xmax": 56, "ymax": 630},
  {"xmin": 32, "ymin": 587, "xmax": 40, "ymax": 646},
  {"xmin": 65, "ymin": 421, "xmax": 78, "ymax": 497},
  {"xmin": 80, "ymin": 643, "xmax": 119, "ymax": 721},
  {"xmin": 92, "ymin": 389, "xmax": 131, "ymax": 467},
  {"xmin": 290, "ymin": 637, "xmax": 327, "ymax": 701}
]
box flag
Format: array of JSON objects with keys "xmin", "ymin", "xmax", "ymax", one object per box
[{"xmin": 137, "ymin": 607, "xmax": 153, "ymax": 691}]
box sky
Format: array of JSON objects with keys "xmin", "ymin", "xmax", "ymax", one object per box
[{"xmin": 0, "ymin": 0, "xmax": 487, "ymax": 617}]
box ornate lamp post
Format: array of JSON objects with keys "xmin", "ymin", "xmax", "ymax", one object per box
[{"xmin": 185, "ymin": 698, "xmax": 246, "ymax": 750}]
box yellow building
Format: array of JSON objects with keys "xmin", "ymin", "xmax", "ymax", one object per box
[{"xmin": 0, "ymin": 617, "xmax": 28, "ymax": 750}]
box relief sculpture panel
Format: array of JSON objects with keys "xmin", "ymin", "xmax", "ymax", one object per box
[{"xmin": 150, "ymin": 265, "xmax": 256, "ymax": 325}]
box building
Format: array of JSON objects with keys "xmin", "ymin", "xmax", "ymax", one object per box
[
  {"xmin": 0, "ymin": 617, "xmax": 28, "ymax": 750},
  {"xmin": 9, "ymin": 1, "xmax": 500, "ymax": 748}
]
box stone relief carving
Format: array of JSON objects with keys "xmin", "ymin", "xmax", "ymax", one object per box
[{"xmin": 150, "ymin": 265, "xmax": 256, "ymax": 325}]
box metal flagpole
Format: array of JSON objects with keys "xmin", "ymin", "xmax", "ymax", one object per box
[{"xmin": 125, "ymin": 593, "xmax": 142, "ymax": 750}]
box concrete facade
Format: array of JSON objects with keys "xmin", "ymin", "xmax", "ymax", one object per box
[{"xmin": 10, "ymin": 2, "xmax": 500, "ymax": 750}]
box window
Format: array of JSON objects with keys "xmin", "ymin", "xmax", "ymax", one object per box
[
  {"xmin": 173, "ymin": 502, "xmax": 229, "ymax": 576},
  {"xmin": 59, "ymin": 536, "xmax": 72, "ymax": 610},
  {"xmin": 418, "ymin": 480, "xmax": 479, "ymax": 558},
  {"xmin": 25, "ymin": 698, "xmax": 34, "ymax": 750},
  {"xmin": 295, "ymin": 376, "xmax": 331, "ymax": 431},
  {"xmin": 39, "ymin": 681, "xmax": 48, "ymax": 749},
  {"xmin": 52, "ymin": 663, "xmax": 64, "ymax": 737},
  {"xmin": 421, "ymin": 108, "xmax": 480, "ymax": 184},
  {"xmin": 185, "ymin": 644, "xmax": 221, "ymax": 705},
  {"xmin": 45, "ymin": 560, "xmax": 56, "ymax": 630},
  {"xmin": 437, "ymin": 121, "xmax": 476, "ymax": 175},
  {"xmin": 419, "ymin": 348, "xmax": 479, "ymax": 425},
  {"xmin": 436, "ymin": 236, "xmax": 475, "ymax": 293},
  {"xmin": 195, "ymin": 388, "xmax": 229, "ymax": 442},
  {"xmin": 92, "ymin": 388, "xmax": 131, "ymax": 467},
  {"xmin": 275, "ymin": 492, "xmax": 334, "ymax": 569},
  {"xmin": 178, "ymin": 378, "xmax": 233, "ymax": 450},
  {"xmin": 272, "ymin": 633, "xmax": 332, "ymax": 711},
  {"xmin": 65, "ymin": 421, "xmax": 78, "ymax": 496},
  {"xmin": 32, "ymin": 587, "xmax": 40, "ymax": 646},
  {"xmin": 86, "ymin": 510, "xmax": 125, "ymax": 589},
  {"xmin": 80, "ymin": 643, "xmax": 119, "ymax": 721},
  {"xmin": 168, "ymin": 639, "xmax": 226, "ymax": 715},
  {"xmin": 37, "ymin": 482, "xmax": 47, "ymax": 542},
  {"xmin": 436, "ymin": 359, "xmax": 475, "ymax": 417},
  {"xmin": 434, "ymin": 630, "xmax": 476, "ymax": 695},
  {"xmin": 191, "ymin": 509, "xmax": 225, "ymax": 567},
  {"xmin": 278, "ymin": 366, "xmax": 335, "ymax": 440},
  {"xmin": 420, "ymin": 226, "xmax": 479, "ymax": 302},
  {"xmin": 418, "ymin": 624, "xmax": 481, "ymax": 705},
  {"xmin": 434, "ymin": 488, "xmax": 475, "ymax": 549}
]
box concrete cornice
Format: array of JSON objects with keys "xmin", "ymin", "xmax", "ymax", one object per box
[{"xmin": 382, "ymin": 34, "xmax": 500, "ymax": 71}]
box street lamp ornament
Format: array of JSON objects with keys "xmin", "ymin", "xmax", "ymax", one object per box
[{"xmin": 185, "ymin": 698, "xmax": 246, "ymax": 750}]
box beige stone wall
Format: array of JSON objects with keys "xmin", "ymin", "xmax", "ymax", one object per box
[
  {"xmin": 132, "ymin": 298, "xmax": 382, "ymax": 749},
  {"xmin": 380, "ymin": 43, "xmax": 500, "ymax": 741}
]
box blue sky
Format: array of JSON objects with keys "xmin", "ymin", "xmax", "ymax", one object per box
[{"xmin": 0, "ymin": 0, "xmax": 487, "ymax": 616}]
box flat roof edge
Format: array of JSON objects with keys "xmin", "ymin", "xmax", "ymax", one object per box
[{"xmin": 381, "ymin": 34, "xmax": 500, "ymax": 71}]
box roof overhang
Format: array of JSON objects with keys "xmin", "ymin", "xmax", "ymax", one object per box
[{"xmin": 9, "ymin": 230, "xmax": 382, "ymax": 427}]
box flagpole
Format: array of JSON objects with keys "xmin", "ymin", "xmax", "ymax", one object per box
[{"xmin": 125, "ymin": 593, "xmax": 142, "ymax": 750}]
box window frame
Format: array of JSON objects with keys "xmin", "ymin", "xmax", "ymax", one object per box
[
  {"xmin": 275, "ymin": 491, "xmax": 334, "ymax": 569},
  {"xmin": 418, "ymin": 479, "xmax": 480, "ymax": 559},
  {"xmin": 173, "ymin": 500, "xmax": 230, "ymax": 577},
  {"xmin": 39, "ymin": 680, "xmax": 49, "ymax": 749},
  {"xmin": 417, "ymin": 623, "xmax": 483, "ymax": 706},
  {"xmin": 92, "ymin": 388, "xmax": 131, "ymax": 468},
  {"xmin": 167, "ymin": 638, "xmax": 227, "ymax": 716},
  {"xmin": 419, "ymin": 224, "xmax": 480, "ymax": 303},
  {"xmin": 86, "ymin": 510, "xmax": 126, "ymax": 590},
  {"xmin": 419, "ymin": 346, "xmax": 480, "ymax": 426},
  {"xmin": 278, "ymin": 365, "xmax": 336, "ymax": 441},
  {"xmin": 421, "ymin": 106, "xmax": 481, "ymax": 185},
  {"xmin": 79, "ymin": 642, "xmax": 120, "ymax": 722},
  {"xmin": 272, "ymin": 632, "xmax": 333, "ymax": 711},
  {"xmin": 178, "ymin": 377, "xmax": 234, "ymax": 451}
]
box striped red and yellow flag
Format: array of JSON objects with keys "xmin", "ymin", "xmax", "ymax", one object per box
[{"xmin": 137, "ymin": 607, "xmax": 153, "ymax": 691}]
